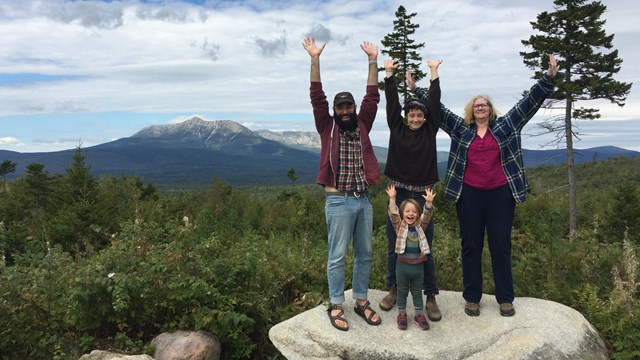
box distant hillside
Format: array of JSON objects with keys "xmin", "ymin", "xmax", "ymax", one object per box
[
  {"xmin": 262, "ymin": 130, "xmax": 636, "ymax": 168},
  {"xmin": 254, "ymin": 129, "xmax": 449, "ymax": 163},
  {"xmin": 0, "ymin": 118, "xmax": 637, "ymax": 188},
  {"xmin": 255, "ymin": 130, "xmax": 320, "ymax": 150},
  {"xmin": 522, "ymin": 146, "xmax": 638, "ymax": 166},
  {"xmin": 0, "ymin": 118, "xmax": 320, "ymax": 187},
  {"xmin": 435, "ymin": 146, "xmax": 639, "ymax": 178}
]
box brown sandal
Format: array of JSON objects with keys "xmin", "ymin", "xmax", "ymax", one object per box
[
  {"xmin": 327, "ymin": 304, "xmax": 349, "ymax": 331},
  {"xmin": 354, "ymin": 300, "xmax": 381, "ymax": 325}
]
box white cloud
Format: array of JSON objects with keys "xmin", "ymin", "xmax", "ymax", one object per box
[
  {"xmin": 0, "ymin": 0, "xmax": 638, "ymax": 153},
  {"xmin": 0, "ymin": 137, "xmax": 21, "ymax": 146}
]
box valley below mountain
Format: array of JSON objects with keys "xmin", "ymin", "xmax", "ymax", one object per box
[{"xmin": 1, "ymin": 117, "xmax": 638, "ymax": 187}]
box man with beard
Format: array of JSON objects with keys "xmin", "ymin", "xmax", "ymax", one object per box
[{"xmin": 303, "ymin": 36, "xmax": 381, "ymax": 331}]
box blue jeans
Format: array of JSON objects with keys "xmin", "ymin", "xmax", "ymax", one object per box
[
  {"xmin": 456, "ymin": 183, "xmax": 515, "ymax": 304},
  {"xmin": 325, "ymin": 193, "xmax": 373, "ymax": 305},
  {"xmin": 385, "ymin": 187, "xmax": 438, "ymax": 295}
]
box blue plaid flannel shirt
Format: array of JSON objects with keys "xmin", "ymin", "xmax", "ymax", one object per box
[{"xmin": 415, "ymin": 74, "xmax": 554, "ymax": 203}]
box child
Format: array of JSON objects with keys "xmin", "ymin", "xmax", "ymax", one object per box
[
  {"xmin": 386, "ymin": 184, "xmax": 435, "ymax": 330},
  {"xmin": 380, "ymin": 58, "xmax": 443, "ymax": 323}
]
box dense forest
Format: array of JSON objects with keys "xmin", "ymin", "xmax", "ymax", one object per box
[{"xmin": 0, "ymin": 149, "xmax": 639, "ymax": 359}]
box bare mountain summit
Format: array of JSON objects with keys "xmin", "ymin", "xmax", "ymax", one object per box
[
  {"xmin": 133, "ymin": 117, "xmax": 259, "ymax": 150},
  {"xmin": 255, "ymin": 130, "xmax": 321, "ymax": 150}
]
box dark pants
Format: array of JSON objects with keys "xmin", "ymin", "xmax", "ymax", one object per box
[
  {"xmin": 396, "ymin": 261, "xmax": 424, "ymax": 310},
  {"xmin": 385, "ymin": 187, "xmax": 438, "ymax": 295},
  {"xmin": 456, "ymin": 183, "xmax": 515, "ymax": 304}
]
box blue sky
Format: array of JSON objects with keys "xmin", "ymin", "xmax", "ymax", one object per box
[{"xmin": 1, "ymin": 0, "xmax": 638, "ymax": 153}]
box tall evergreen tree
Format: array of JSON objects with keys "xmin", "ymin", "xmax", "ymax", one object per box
[
  {"xmin": 0, "ymin": 160, "xmax": 17, "ymax": 194},
  {"xmin": 603, "ymin": 180, "xmax": 640, "ymax": 245},
  {"xmin": 65, "ymin": 146, "xmax": 96, "ymax": 202},
  {"xmin": 380, "ymin": 5, "xmax": 426, "ymax": 102},
  {"xmin": 520, "ymin": 0, "xmax": 632, "ymax": 239},
  {"xmin": 24, "ymin": 163, "xmax": 51, "ymax": 208},
  {"xmin": 49, "ymin": 147, "xmax": 104, "ymax": 254}
]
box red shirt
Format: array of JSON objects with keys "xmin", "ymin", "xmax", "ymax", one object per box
[
  {"xmin": 463, "ymin": 130, "xmax": 508, "ymax": 190},
  {"xmin": 310, "ymin": 82, "xmax": 380, "ymax": 188}
]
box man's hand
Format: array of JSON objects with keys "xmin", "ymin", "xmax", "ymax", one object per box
[
  {"xmin": 303, "ymin": 37, "xmax": 325, "ymax": 59},
  {"xmin": 360, "ymin": 41, "xmax": 378, "ymax": 60}
]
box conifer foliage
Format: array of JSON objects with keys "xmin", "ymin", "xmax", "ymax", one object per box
[
  {"xmin": 1, "ymin": 149, "xmax": 639, "ymax": 359},
  {"xmin": 380, "ymin": 5, "xmax": 426, "ymax": 102},
  {"xmin": 0, "ymin": 160, "xmax": 16, "ymax": 194},
  {"xmin": 520, "ymin": 0, "xmax": 632, "ymax": 239}
]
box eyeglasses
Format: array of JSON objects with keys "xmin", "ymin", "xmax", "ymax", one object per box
[{"xmin": 472, "ymin": 103, "xmax": 489, "ymax": 109}]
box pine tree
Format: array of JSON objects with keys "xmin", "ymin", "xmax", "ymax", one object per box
[
  {"xmin": 50, "ymin": 147, "xmax": 103, "ymax": 254},
  {"xmin": 380, "ymin": 5, "xmax": 426, "ymax": 102},
  {"xmin": 520, "ymin": 0, "xmax": 632, "ymax": 239},
  {"xmin": 24, "ymin": 163, "xmax": 51, "ymax": 208},
  {"xmin": 0, "ymin": 160, "xmax": 17, "ymax": 194},
  {"xmin": 603, "ymin": 180, "xmax": 640, "ymax": 245},
  {"xmin": 65, "ymin": 146, "xmax": 96, "ymax": 202}
]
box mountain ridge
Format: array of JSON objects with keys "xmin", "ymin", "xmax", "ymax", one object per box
[
  {"xmin": 133, "ymin": 118, "xmax": 255, "ymax": 149},
  {"xmin": 1, "ymin": 118, "xmax": 638, "ymax": 187}
]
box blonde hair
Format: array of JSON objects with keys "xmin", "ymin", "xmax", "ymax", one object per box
[
  {"xmin": 399, "ymin": 199, "xmax": 422, "ymax": 219},
  {"xmin": 463, "ymin": 95, "xmax": 499, "ymax": 126}
]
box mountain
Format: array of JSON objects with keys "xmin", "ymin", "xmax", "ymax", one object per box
[
  {"xmin": 0, "ymin": 118, "xmax": 320, "ymax": 187},
  {"xmin": 254, "ymin": 129, "xmax": 450, "ymax": 163},
  {"xmin": 255, "ymin": 130, "xmax": 321, "ymax": 150},
  {"xmin": 252, "ymin": 129, "xmax": 638, "ymax": 167},
  {"xmin": 522, "ymin": 146, "xmax": 638, "ymax": 166},
  {"xmin": 1, "ymin": 118, "xmax": 638, "ymax": 188},
  {"xmin": 433, "ymin": 147, "xmax": 639, "ymax": 177}
]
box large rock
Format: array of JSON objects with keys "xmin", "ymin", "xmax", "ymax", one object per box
[
  {"xmin": 151, "ymin": 330, "xmax": 221, "ymax": 360},
  {"xmin": 78, "ymin": 350, "xmax": 153, "ymax": 360},
  {"xmin": 269, "ymin": 290, "xmax": 609, "ymax": 360}
]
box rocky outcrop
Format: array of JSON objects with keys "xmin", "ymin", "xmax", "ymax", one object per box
[
  {"xmin": 269, "ymin": 290, "xmax": 609, "ymax": 360},
  {"xmin": 78, "ymin": 350, "xmax": 153, "ymax": 360},
  {"xmin": 151, "ymin": 330, "xmax": 221, "ymax": 360},
  {"xmin": 78, "ymin": 330, "xmax": 221, "ymax": 360}
]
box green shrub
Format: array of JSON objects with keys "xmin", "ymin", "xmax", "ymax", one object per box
[
  {"xmin": 0, "ymin": 247, "xmax": 84, "ymax": 359},
  {"xmin": 2, "ymin": 156, "xmax": 640, "ymax": 359}
]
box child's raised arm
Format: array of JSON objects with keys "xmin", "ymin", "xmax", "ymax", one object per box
[
  {"xmin": 385, "ymin": 185, "xmax": 397, "ymax": 212},
  {"xmin": 422, "ymin": 187, "xmax": 436, "ymax": 207}
]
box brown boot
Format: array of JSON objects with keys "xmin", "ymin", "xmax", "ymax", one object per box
[
  {"xmin": 425, "ymin": 294, "xmax": 442, "ymax": 321},
  {"xmin": 379, "ymin": 285, "xmax": 397, "ymax": 311}
]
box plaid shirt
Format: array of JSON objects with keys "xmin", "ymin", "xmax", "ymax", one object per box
[
  {"xmin": 415, "ymin": 74, "xmax": 554, "ymax": 203},
  {"xmin": 336, "ymin": 129, "xmax": 367, "ymax": 192},
  {"xmin": 310, "ymin": 82, "xmax": 380, "ymax": 188},
  {"xmin": 388, "ymin": 203, "xmax": 433, "ymax": 258}
]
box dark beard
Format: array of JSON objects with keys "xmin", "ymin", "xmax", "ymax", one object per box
[{"xmin": 333, "ymin": 112, "xmax": 359, "ymax": 132}]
